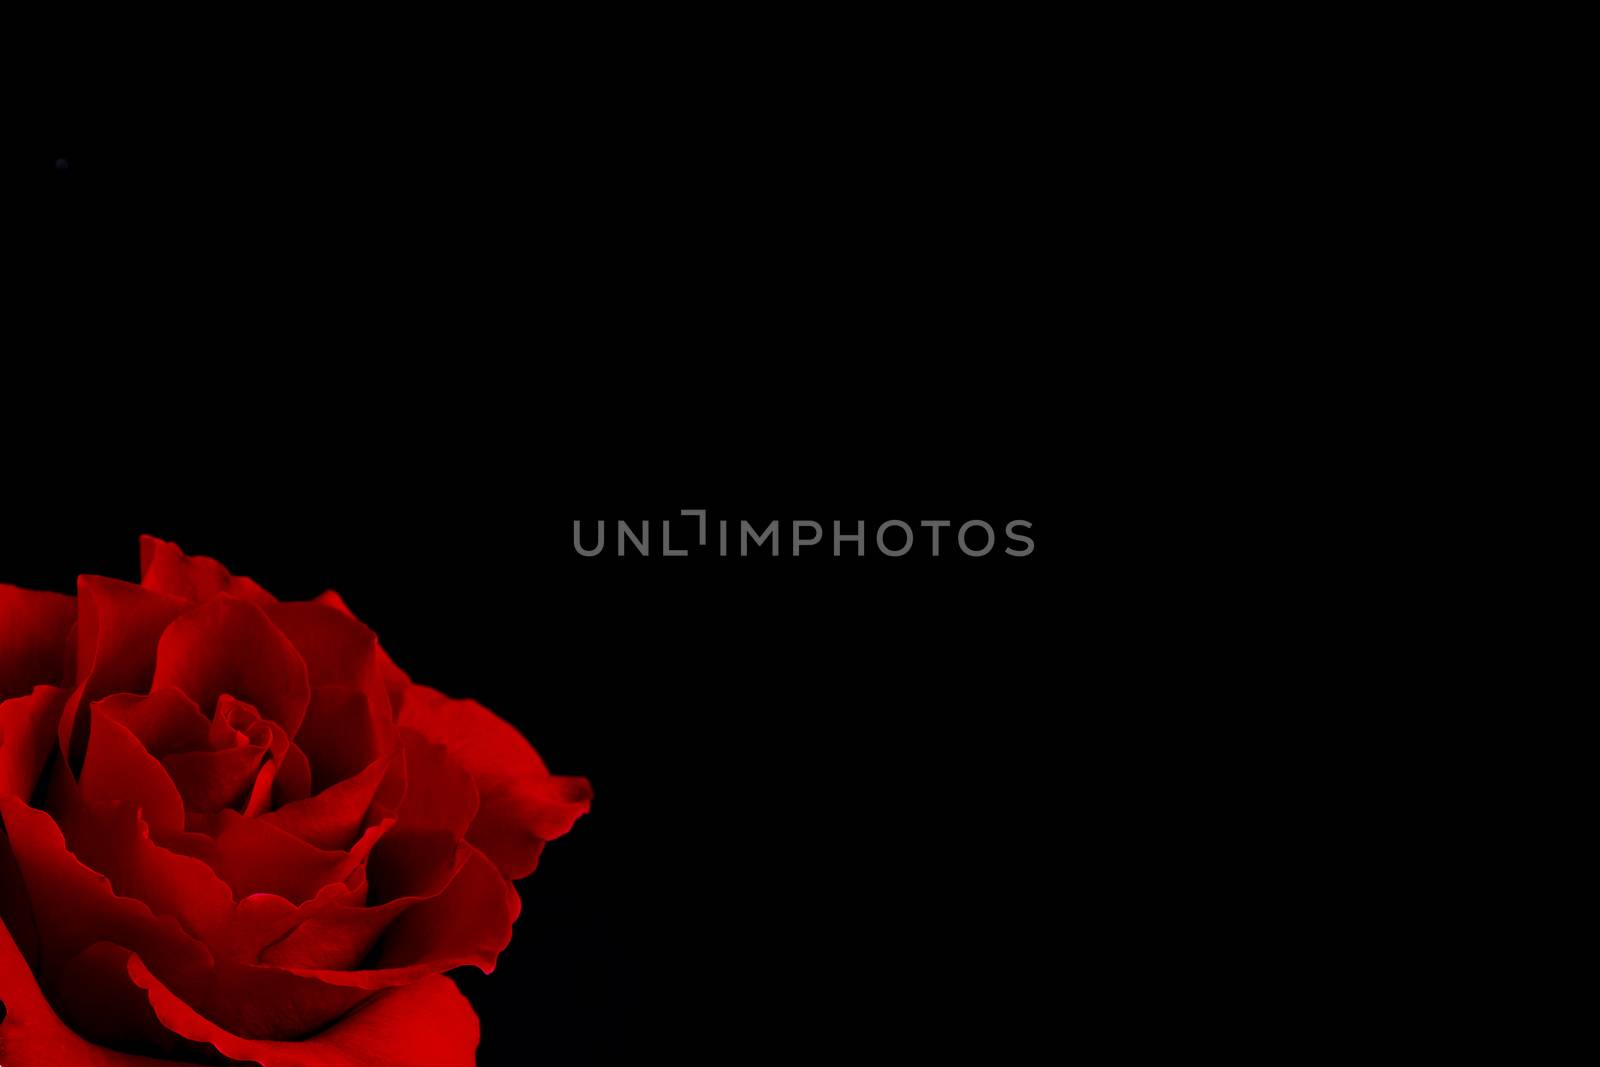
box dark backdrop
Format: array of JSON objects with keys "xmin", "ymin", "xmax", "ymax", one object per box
[{"xmin": 17, "ymin": 50, "xmax": 1062, "ymax": 1060}]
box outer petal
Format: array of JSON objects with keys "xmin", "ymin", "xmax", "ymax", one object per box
[
  {"xmin": 256, "ymin": 847, "xmax": 465, "ymax": 970},
  {"xmin": 0, "ymin": 585, "xmax": 75, "ymax": 701},
  {"xmin": 314, "ymin": 590, "xmax": 412, "ymax": 712},
  {"xmin": 270, "ymin": 846, "xmax": 519, "ymax": 989},
  {"xmin": 60, "ymin": 578, "xmax": 191, "ymax": 769},
  {"xmin": 2, "ymin": 798, "xmax": 377, "ymax": 1043},
  {"xmin": 0, "ymin": 916, "xmax": 170, "ymax": 1066},
  {"xmin": 127, "ymin": 955, "xmax": 479, "ymax": 1067},
  {"xmin": 139, "ymin": 535, "xmax": 276, "ymax": 605},
  {"xmin": 152, "ymin": 595, "xmax": 311, "ymax": 740},
  {"xmin": 45, "ymin": 763, "xmax": 234, "ymax": 944},
  {"xmin": 398, "ymin": 685, "xmax": 592, "ymax": 878},
  {"xmin": 0, "ymin": 687, "xmax": 67, "ymax": 802},
  {"xmin": 366, "ymin": 731, "xmax": 477, "ymax": 901},
  {"xmin": 361, "ymin": 844, "xmax": 517, "ymax": 978},
  {"xmin": 51, "ymin": 941, "xmax": 216, "ymax": 1058},
  {"xmin": 71, "ymin": 577, "xmax": 189, "ymax": 705},
  {"xmin": 0, "ymin": 794, "xmax": 215, "ymax": 1052}
]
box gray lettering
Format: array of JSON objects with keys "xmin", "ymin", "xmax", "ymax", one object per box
[
  {"xmin": 663, "ymin": 520, "xmax": 688, "ymax": 556},
  {"xmin": 573, "ymin": 520, "xmax": 605, "ymax": 557},
  {"xmin": 793, "ymin": 520, "xmax": 823, "ymax": 555},
  {"xmin": 958, "ymin": 520, "xmax": 995, "ymax": 556},
  {"xmin": 834, "ymin": 520, "xmax": 865, "ymax": 556},
  {"xmin": 877, "ymin": 520, "xmax": 914, "ymax": 557},
  {"xmin": 1005, "ymin": 520, "xmax": 1034, "ymax": 557},
  {"xmin": 682, "ymin": 509, "xmax": 708, "ymax": 546},
  {"xmin": 618, "ymin": 520, "xmax": 650, "ymax": 556},
  {"xmin": 741, "ymin": 520, "xmax": 779, "ymax": 556}
]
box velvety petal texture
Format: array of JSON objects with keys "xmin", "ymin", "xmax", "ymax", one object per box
[
  {"xmin": 1, "ymin": 915, "xmax": 171, "ymax": 1066},
  {"xmin": 0, "ymin": 538, "xmax": 588, "ymax": 1065},
  {"xmin": 399, "ymin": 686, "xmax": 594, "ymax": 878},
  {"xmin": 0, "ymin": 586, "xmax": 75, "ymax": 701}
]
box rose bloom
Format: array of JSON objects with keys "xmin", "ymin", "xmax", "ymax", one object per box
[{"xmin": 0, "ymin": 538, "xmax": 590, "ymax": 1066}]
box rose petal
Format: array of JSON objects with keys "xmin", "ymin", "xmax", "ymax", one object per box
[
  {"xmin": 43, "ymin": 778, "xmax": 233, "ymax": 945},
  {"xmin": 151, "ymin": 595, "xmax": 311, "ymax": 740},
  {"xmin": 294, "ymin": 687, "xmax": 391, "ymax": 793},
  {"xmin": 0, "ymin": 585, "xmax": 75, "ymax": 702},
  {"xmin": 56, "ymin": 577, "xmax": 193, "ymax": 775},
  {"xmin": 366, "ymin": 843, "xmax": 518, "ymax": 976},
  {"xmin": 167, "ymin": 809, "xmax": 391, "ymax": 905},
  {"xmin": 264, "ymin": 602, "xmax": 395, "ymax": 726},
  {"xmin": 0, "ymin": 796, "xmax": 212, "ymax": 989},
  {"xmin": 164, "ymin": 744, "xmax": 268, "ymax": 815},
  {"xmin": 0, "ymin": 914, "xmax": 171, "ymax": 1066},
  {"xmin": 157, "ymin": 696, "xmax": 299, "ymax": 818},
  {"xmin": 210, "ymin": 883, "xmax": 360, "ymax": 963},
  {"xmin": 0, "ymin": 687, "xmax": 67, "ymax": 802},
  {"xmin": 314, "ymin": 590, "xmax": 413, "ymax": 712},
  {"xmin": 72, "ymin": 577, "xmax": 189, "ymax": 704},
  {"xmin": 2, "ymin": 800, "xmax": 388, "ymax": 1047},
  {"xmin": 273, "ymin": 844, "xmax": 519, "ymax": 998},
  {"xmin": 71, "ymin": 704, "xmax": 186, "ymax": 834},
  {"xmin": 262, "ymin": 748, "xmax": 402, "ymax": 852},
  {"xmin": 272, "ymin": 742, "xmax": 315, "ymax": 808},
  {"xmin": 398, "ymin": 685, "xmax": 592, "ymax": 878},
  {"xmin": 391, "ymin": 729, "xmax": 479, "ymax": 839},
  {"xmin": 139, "ymin": 535, "xmax": 276, "ymax": 606},
  {"xmin": 365, "ymin": 731, "xmax": 478, "ymax": 901},
  {"xmin": 257, "ymin": 848, "xmax": 466, "ymax": 970},
  {"xmin": 126, "ymin": 954, "xmax": 479, "ymax": 1067},
  {"xmin": 92, "ymin": 688, "xmax": 211, "ymax": 760},
  {"xmin": 53, "ymin": 941, "xmax": 209, "ymax": 1057}
]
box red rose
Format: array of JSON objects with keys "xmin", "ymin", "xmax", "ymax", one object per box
[{"xmin": 0, "ymin": 537, "xmax": 591, "ymax": 1065}]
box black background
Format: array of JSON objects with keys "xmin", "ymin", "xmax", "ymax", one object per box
[{"xmin": 14, "ymin": 50, "xmax": 1062, "ymax": 1060}]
